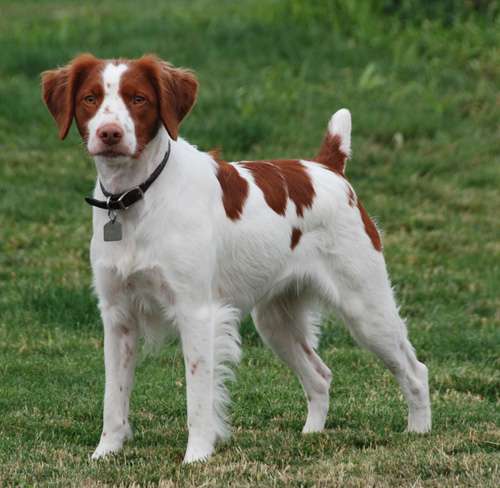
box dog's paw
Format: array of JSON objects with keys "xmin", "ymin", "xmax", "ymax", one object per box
[
  {"xmin": 407, "ymin": 405, "xmax": 432, "ymax": 433},
  {"xmin": 302, "ymin": 422, "xmax": 325, "ymax": 434},
  {"xmin": 91, "ymin": 426, "xmax": 133, "ymax": 460},
  {"xmin": 91, "ymin": 441, "xmax": 122, "ymax": 460},
  {"xmin": 182, "ymin": 437, "xmax": 214, "ymax": 464}
]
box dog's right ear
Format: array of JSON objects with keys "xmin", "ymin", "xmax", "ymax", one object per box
[
  {"xmin": 41, "ymin": 65, "xmax": 72, "ymax": 139},
  {"xmin": 41, "ymin": 54, "xmax": 100, "ymax": 140}
]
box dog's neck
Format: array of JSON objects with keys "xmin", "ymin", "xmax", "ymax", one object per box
[{"xmin": 93, "ymin": 127, "xmax": 171, "ymax": 195}]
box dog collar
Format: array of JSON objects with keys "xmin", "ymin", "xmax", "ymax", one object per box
[{"xmin": 85, "ymin": 140, "xmax": 171, "ymax": 211}]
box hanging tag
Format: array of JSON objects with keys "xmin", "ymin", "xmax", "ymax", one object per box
[
  {"xmin": 103, "ymin": 208, "xmax": 122, "ymax": 241},
  {"xmin": 103, "ymin": 219, "xmax": 122, "ymax": 241}
]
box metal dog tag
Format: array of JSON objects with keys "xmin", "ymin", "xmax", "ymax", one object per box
[{"xmin": 103, "ymin": 219, "xmax": 122, "ymax": 242}]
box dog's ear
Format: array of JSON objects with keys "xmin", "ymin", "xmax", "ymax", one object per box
[
  {"xmin": 41, "ymin": 53, "xmax": 100, "ymax": 139},
  {"xmin": 41, "ymin": 65, "xmax": 72, "ymax": 139},
  {"xmin": 139, "ymin": 55, "xmax": 198, "ymax": 140}
]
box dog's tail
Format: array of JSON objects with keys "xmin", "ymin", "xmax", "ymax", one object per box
[{"xmin": 315, "ymin": 108, "xmax": 351, "ymax": 175}]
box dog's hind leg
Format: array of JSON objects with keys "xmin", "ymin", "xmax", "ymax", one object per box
[
  {"xmin": 322, "ymin": 246, "xmax": 432, "ymax": 433},
  {"xmin": 252, "ymin": 292, "xmax": 332, "ymax": 433},
  {"xmin": 178, "ymin": 303, "xmax": 241, "ymax": 463}
]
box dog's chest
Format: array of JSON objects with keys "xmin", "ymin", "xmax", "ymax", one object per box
[
  {"xmin": 123, "ymin": 266, "xmax": 174, "ymax": 316},
  {"xmin": 92, "ymin": 231, "xmax": 175, "ymax": 315}
]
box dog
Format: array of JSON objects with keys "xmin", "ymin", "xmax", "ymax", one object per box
[{"xmin": 41, "ymin": 54, "xmax": 431, "ymax": 463}]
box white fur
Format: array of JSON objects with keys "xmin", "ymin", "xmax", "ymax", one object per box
[
  {"xmin": 87, "ymin": 71, "xmax": 431, "ymax": 463},
  {"xmin": 328, "ymin": 107, "xmax": 351, "ymax": 157},
  {"xmin": 87, "ymin": 63, "xmax": 137, "ymax": 158}
]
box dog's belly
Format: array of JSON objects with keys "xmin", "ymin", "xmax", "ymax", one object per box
[
  {"xmin": 213, "ymin": 231, "xmax": 295, "ymax": 313},
  {"xmin": 215, "ymin": 266, "xmax": 282, "ymax": 314}
]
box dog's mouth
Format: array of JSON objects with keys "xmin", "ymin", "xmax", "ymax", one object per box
[{"xmin": 93, "ymin": 149, "xmax": 130, "ymax": 158}]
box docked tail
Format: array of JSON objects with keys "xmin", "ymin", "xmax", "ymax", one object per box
[{"xmin": 316, "ymin": 108, "xmax": 352, "ymax": 175}]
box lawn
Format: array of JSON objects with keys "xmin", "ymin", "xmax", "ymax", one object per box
[{"xmin": 0, "ymin": 0, "xmax": 499, "ymax": 486}]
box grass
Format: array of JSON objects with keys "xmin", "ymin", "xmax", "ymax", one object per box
[{"xmin": 0, "ymin": 0, "xmax": 499, "ymax": 486}]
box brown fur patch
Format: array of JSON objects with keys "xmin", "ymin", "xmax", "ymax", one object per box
[
  {"xmin": 241, "ymin": 162, "xmax": 287, "ymax": 215},
  {"xmin": 290, "ymin": 227, "xmax": 302, "ymax": 250},
  {"xmin": 41, "ymin": 53, "xmax": 104, "ymax": 140},
  {"xmin": 213, "ymin": 153, "xmax": 249, "ymax": 221},
  {"xmin": 357, "ymin": 200, "xmax": 382, "ymax": 251},
  {"xmin": 278, "ymin": 160, "xmax": 316, "ymax": 217},
  {"xmin": 73, "ymin": 59, "xmax": 106, "ymax": 140},
  {"xmin": 241, "ymin": 160, "xmax": 315, "ymax": 217},
  {"xmin": 316, "ymin": 133, "xmax": 347, "ymax": 175},
  {"xmin": 119, "ymin": 61, "xmax": 161, "ymax": 156},
  {"xmin": 132, "ymin": 55, "xmax": 198, "ymax": 141}
]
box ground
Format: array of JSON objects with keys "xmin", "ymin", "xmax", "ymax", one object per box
[{"xmin": 0, "ymin": 1, "xmax": 499, "ymax": 486}]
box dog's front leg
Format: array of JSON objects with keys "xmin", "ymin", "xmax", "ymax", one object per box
[
  {"xmin": 92, "ymin": 305, "xmax": 138, "ymax": 459},
  {"xmin": 178, "ymin": 304, "xmax": 241, "ymax": 463}
]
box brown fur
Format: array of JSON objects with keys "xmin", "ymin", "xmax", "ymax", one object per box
[
  {"xmin": 240, "ymin": 162, "xmax": 287, "ymax": 215},
  {"xmin": 213, "ymin": 152, "xmax": 249, "ymax": 221},
  {"xmin": 277, "ymin": 160, "xmax": 316, "ymax": 217},
  {"xmin": 316, "ymin": 133, "xmax": 347, "ymax": 175},
  {"xmin": 290, "ymin": 227, "xmax": 302, "ymax": 250},
  {"xmin": 241, "ymin": 160, "xmax": 315, "ymax": 217},
  {"xmin": 119, "ymin": 59, "xmax": 162, "ymax": 156},
  {"xmin": 41, "ymin": 53, "xmax": 104, "ymax": 139},
  {"xmin": 357, "ymin": 200, "xmax": 382, "ymax": 251},
  {"xmin": 134, "ymin": 55, "xmax": 198, "ymax": 141}
]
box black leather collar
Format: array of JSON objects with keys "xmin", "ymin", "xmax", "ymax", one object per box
[{"xmin": 85, "ymin": 141, "xmax": 171, "ymax": 211}]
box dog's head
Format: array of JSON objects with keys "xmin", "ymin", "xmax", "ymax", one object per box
[{"xmin": 41, "ymin": 54, "xmax": 198, "ymax": 159}]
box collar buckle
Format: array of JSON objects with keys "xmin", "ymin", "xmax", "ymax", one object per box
[{"xmin": 117, "ymin": 186, "xmax": 144, "ymax": 210}]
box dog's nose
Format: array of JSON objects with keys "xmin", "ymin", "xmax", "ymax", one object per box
[{"xmin": 97, "ymin": 124, "xmax": 123, "ymax": 145}]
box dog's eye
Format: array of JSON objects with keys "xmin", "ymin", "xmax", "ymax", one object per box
[
  {"xmin": 84, "ymin": 95, "xmax": 97, "ymax": 104},
  {"xmin": 132, "ymin": 95, "xmax": 146, "ymax": 104}
]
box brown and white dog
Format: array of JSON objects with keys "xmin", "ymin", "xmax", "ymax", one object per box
[{"xmin": 41, "ymin": 54, "xmax": 431, "ymax": 463}]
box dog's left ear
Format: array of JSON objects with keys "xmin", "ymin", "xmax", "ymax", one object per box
[
  {"xmin": 41, "ymin": 53, "xmax": 101, "ymax": 139},
  {"xmin": 140, "ymin": 55, "xmax": 198, "ymax": 140}
]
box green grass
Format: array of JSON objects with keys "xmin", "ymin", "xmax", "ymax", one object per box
[{"xmin": 1, "ymin": 0, "xmax": 499, "ymax": 486}]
